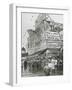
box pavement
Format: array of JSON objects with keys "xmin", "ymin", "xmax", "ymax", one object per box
[{"xmin": 21, "ymin": 69, "xmax": 63, "ymax": 77}]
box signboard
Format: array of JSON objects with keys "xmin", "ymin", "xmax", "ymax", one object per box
[{"xmin": 42, "ymin": 31, "xmax": 60, "ymax": 41}]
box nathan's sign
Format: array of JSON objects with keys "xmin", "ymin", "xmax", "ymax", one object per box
[{"xmin": 43, "ymin": 31, "xmax": 60, "ymax": 41}]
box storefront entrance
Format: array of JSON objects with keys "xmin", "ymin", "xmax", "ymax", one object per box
[{"xmin": 24, "ymin": 61, "xmax": 27, "ymax": 70}]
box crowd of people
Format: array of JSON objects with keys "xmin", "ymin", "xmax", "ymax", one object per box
[{"xmin": 21, "ymin": 55, "xmax": 63, "ymax": 76}]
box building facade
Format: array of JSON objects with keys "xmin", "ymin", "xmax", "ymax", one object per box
[{"xmin": 27, "ymin": 13, "xmax": 63, "ymax": 55}]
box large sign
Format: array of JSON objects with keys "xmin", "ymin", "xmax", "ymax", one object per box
[
  {"xmin": 42, "ymin": 31, "xmax": 60, "ymax": 41},
  {"xmin": 47, "ymin": 42, "xmax": 61, "ymax": 48}
]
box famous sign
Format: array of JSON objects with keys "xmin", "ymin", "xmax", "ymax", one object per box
[{"xmin": 42, "ymin": 31, "xmax": 61, "ymax": 41}]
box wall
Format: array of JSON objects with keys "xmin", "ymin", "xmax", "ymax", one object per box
[{"xmin": 0, "ymin": 0, "xmax": 72, "ymax": 89}]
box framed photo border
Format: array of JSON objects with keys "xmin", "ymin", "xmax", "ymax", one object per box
[{"xmin": 9, "ymin": 4, "xmax": 70, "ymax": 86}]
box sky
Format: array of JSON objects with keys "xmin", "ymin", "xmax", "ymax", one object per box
[{"xmin": 22, "ymin": 13, "xmax": 63, "ymax": 51}]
